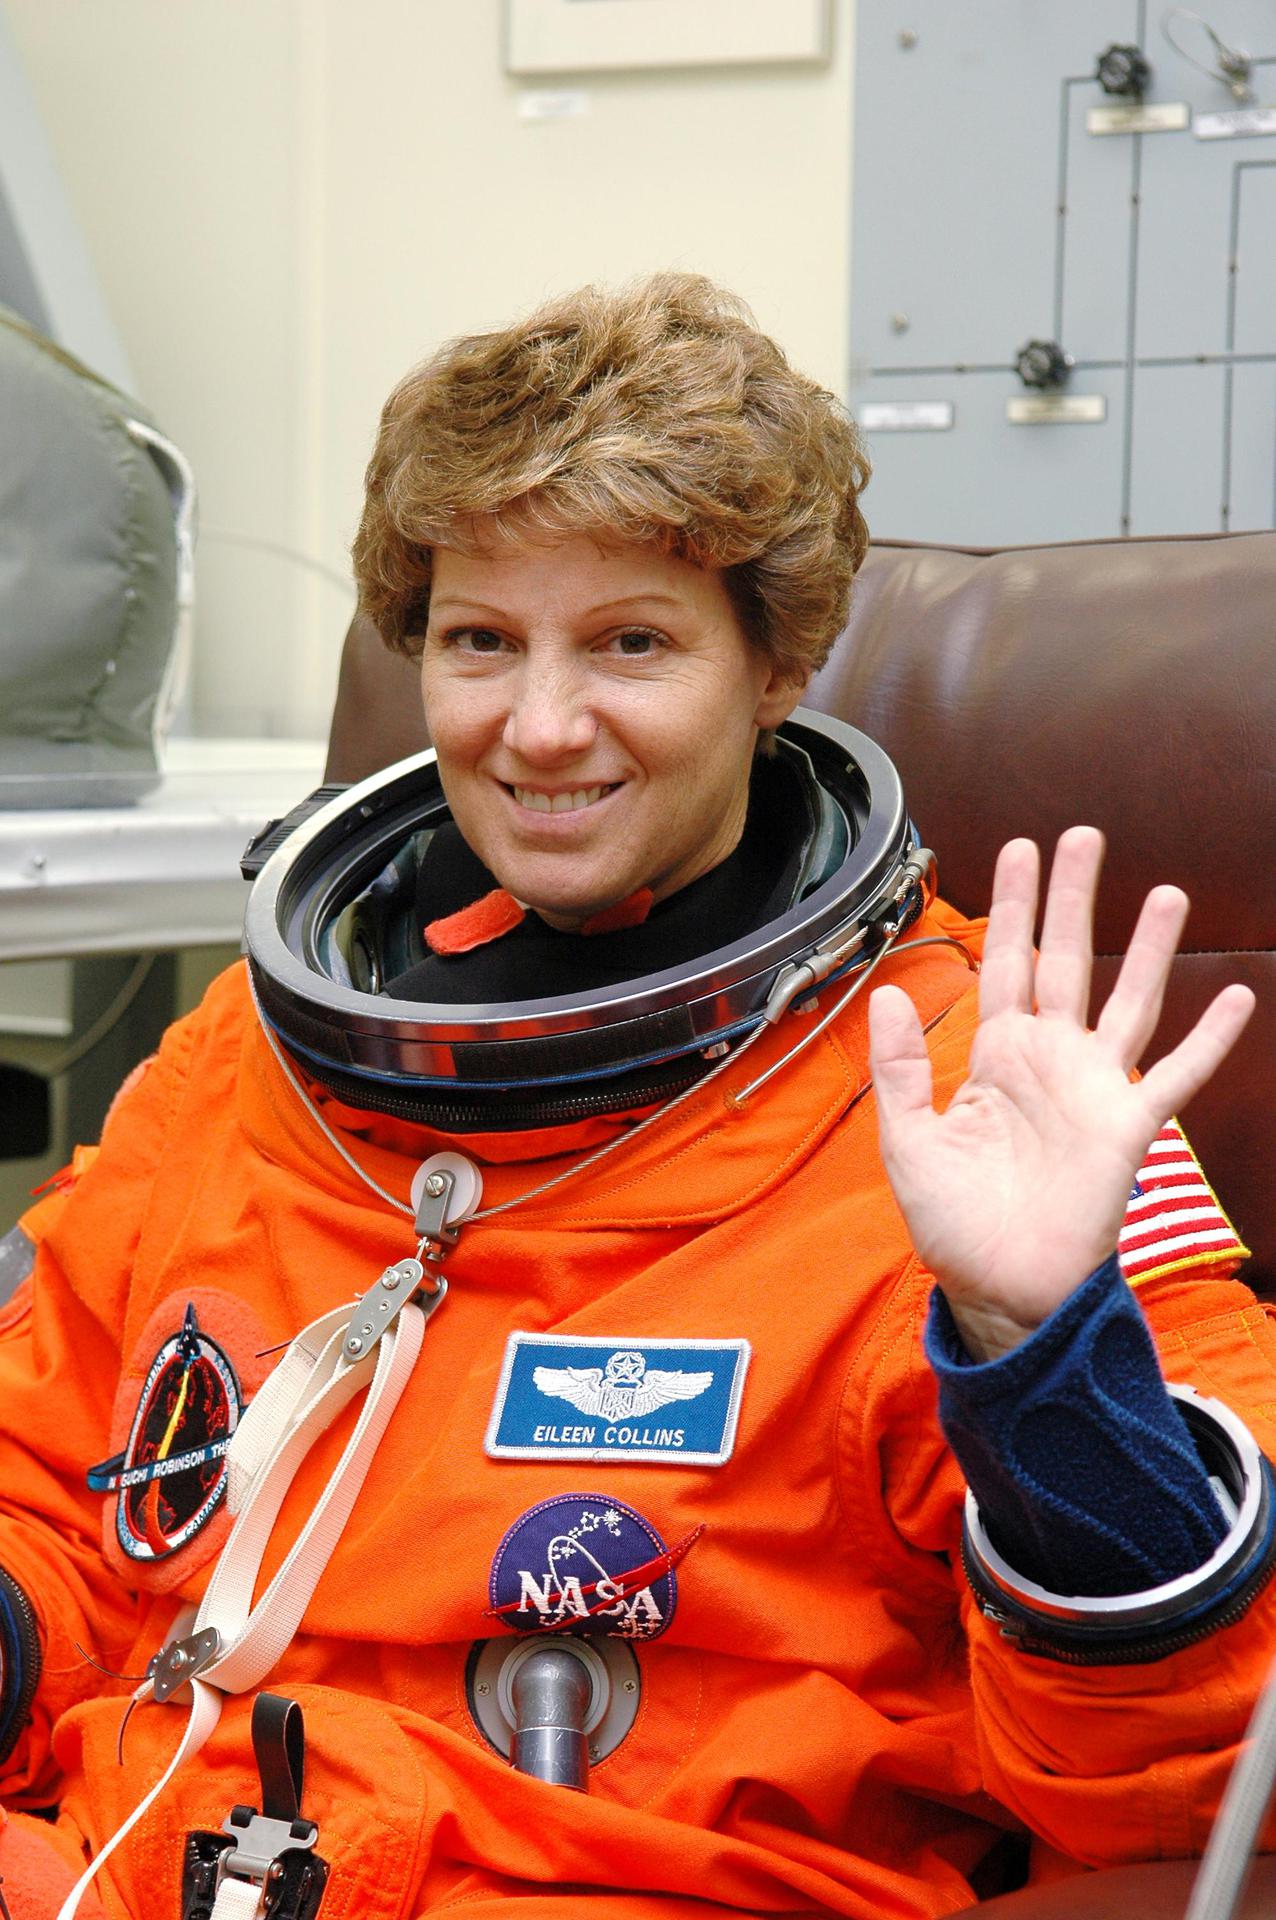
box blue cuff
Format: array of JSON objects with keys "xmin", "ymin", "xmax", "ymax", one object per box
[
  {"xmin": 926, "ymin": 1254, "xmax": 1228, "ymax": 1596},
  {"xmin": 0, "ymin": 1564, "xmax": 40, "ymax": 1766}
]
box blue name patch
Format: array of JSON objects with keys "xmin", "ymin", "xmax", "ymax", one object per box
[{"xmin": 485, "ymin": 1333, "xmax": 751, "ymax": 1466}]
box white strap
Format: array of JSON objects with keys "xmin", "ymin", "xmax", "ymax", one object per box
[
  {"xmin": 201, "ymin": 1303, "xmax": 424, "ymax": 1691},
  {"xmin": 198, "ymin": 1319, "xmax": 374, "ymax": 1655},
  {"xmin": 55, "ymin": 1678, "xmax": 223, "ymax": 1920},
  {"xmin": 57, "ymin": 1296, "xmax": 429, "ymax": 1918},
  {"xmin": 226, "ymin": 1304, "xmax": 354, "ymax": 1514},
  {"xmin": 210, "ymin": 1874, "xmax": 268, "ymax": 1920}
]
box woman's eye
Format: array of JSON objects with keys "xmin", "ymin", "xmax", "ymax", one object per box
[
  {"xmin": 453, "ymin": 628, "xmax": 507, "ymax": 655},
  {"xmin": 609, "ymin": 628, "xmax": 662, "ymax": 657}
]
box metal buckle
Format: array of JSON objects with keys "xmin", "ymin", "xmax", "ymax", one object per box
[
  {"xmin": 342, "ymin": 1258, "xmax": 448, "ymax": 1362},
  {"xmin": 220, "ymin": 1805, "xmax": 319, "ymax": 1887},
  {"xmin": 150, "ymin": 1626, "xmax": 220, "ymax": 1702},
  {"xmin": 182, "ymin": 1824, "xmax": 329, "ymax": 1920}
]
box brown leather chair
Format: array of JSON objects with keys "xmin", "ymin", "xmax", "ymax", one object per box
[
  {"xmin": 325, "ymin": 528, "xmax": 1276, "ymax": 1291},
  {"xmin": 955, "ymin": 1854, "xmax": 1276, "ymax": 1918}
]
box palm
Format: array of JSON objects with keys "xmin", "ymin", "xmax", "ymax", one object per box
[{"xmin": 869, "ymin": 830, "xmax": 1254, "ymax": 1361}]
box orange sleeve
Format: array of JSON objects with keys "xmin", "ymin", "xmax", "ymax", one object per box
[
  {"xmin": 0, "ymin": 1011, "xmax": 197, "ymax": 1805},
  {"xmin": 951, "ymin": 1260, "xmax": 1276, "ymax": 1865},
  {"xmin": 840, "ymin": 963, "xmax": 1276, "ymax": 1865},
  {"xmin": 849, "ymin": 1247, "xmax": 1276, "ymax": 1868}
]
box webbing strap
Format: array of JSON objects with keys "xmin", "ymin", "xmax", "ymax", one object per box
[
  {"xmin": 209, "ymin": 1874, "xmax": 266, "ymax": 1920},
  {"xmin": 55, "ymin": 1298, "xmax": 429, "ymax": 1919}
]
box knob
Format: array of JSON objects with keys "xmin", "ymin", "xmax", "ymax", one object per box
[
  {"xmin": 1096, "ymin": 42, "xmax": 1151, "ymax": 97},
  {"xmin": 1014, "ymin": 340, "xmax": 1072, "ymax": 391}
]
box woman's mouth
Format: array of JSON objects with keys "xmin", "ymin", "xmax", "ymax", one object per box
[{"xmin": 509, "ymin": 782, "xmax": 621, "ymax": 815}]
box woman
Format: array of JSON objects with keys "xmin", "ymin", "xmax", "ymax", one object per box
[{"xmin": 1, "ymin": 274, "xmax": 1270, "ymax": 1920}]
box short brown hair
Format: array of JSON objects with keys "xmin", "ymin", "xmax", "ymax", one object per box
[{"xmin": 353, "ymin": 272, "xmax": 869, "ymax": 682}]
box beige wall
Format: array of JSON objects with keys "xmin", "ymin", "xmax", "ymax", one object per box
[{"xmin": 5, "ymin": 0, "xmax": 854, "ymax": 740}]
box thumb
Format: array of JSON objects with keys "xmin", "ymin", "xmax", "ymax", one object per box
[{"xmin": 869, "ymin": 983, "xmax": 935, "ymax": 1125}]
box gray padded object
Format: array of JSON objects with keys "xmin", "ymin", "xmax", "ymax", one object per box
[
  {"xmin": 0, "ymin": 1225, "xmax": 34, "ymax": 1307},
  {"xmin": 0, "ymin": 307, "xmax": 180, "ymax": 805}
]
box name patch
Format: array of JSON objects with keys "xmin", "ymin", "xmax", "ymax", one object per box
[{"xmin": 485, "ymin": 1333, "xmax": 750, "ymax": 1466}]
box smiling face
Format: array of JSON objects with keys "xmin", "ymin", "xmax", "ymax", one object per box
[{"xmin": 420, "ymin": 531, "xmax": 804, "ymax": 931}]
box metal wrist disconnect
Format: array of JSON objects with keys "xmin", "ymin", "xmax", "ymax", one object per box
[{"xmin": 962, "ymin": 1385, "xmax": 1276, "ymax": 1662}]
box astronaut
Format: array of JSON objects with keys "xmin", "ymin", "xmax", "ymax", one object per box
[{"xmin": 0, "ymin": 273, "xmax": 1272, "ymax": 1920}]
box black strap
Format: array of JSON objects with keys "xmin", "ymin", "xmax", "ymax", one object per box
[
  {"xmin": 240, "ymin": 786, "xmax": 349, "ymax": 881},
  {"xmin": 251, "ymin": 1693, "xmax": 305, "ymax": 1823}
]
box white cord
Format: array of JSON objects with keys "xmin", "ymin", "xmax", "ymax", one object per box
[
  {"xmin": 250, "ymin": 994, "xmax": 414, "ymax": 1218},
  {"xmin": 1161, "ymin": 6, "xmax": 1254, "ymax": 99},
  {"xmin": 1184, "ymin": 1643, "xmax": 1276, "ymax": 1920}
]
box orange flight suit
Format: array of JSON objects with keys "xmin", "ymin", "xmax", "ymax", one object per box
[{"xmin": 1, "ymin": 908, "xmax": 1273, "ymax": 1919}]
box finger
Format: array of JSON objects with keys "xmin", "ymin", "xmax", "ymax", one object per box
[
  {"xmin": 1034, "ymin": 826, "xmax": 1104, "ymax": 1022},
  {"xmin": 1135, "ymin": 984, "xmax": 1256, "ymax": 1124},
  {"xmin": 1094, "ymin": 885, "xmax": 1189, "ymax": 1068},
  {"xmin": 977, "ymin": 838, "xmax": 1040, "ymax": 1022},
  {"xmin": 869, "ymin": 983, "xmax": 935, "ymax": 1126}
]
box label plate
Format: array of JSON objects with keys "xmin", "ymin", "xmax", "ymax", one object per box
[
  {"xmin": 1087, "ymin": 102, "xmax": 1190, "ymax": 136},
  {"xmin": 1195, "ymin": 107, "xmax": 1276, "ymax": 141},
  {"xmin": 1006, "ymin": 394, "xmax": 1107, "ymax": 425},
  {"xmin": 486, "ymin": 1332, "xmax": 751, "ymax": 1465},
  {"xmin": 859, "ymin": 400, "xmax": 955, "ymax": 432}
]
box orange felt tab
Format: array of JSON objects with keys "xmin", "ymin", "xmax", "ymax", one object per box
[
  {"xmin": 0, "ymin": 1807, "xmax": 110, "ymax": 1919},
  {"xmin": 424, "ymin": 888, "xmax": 526, "ymax": 954},
  {"xmin": 579, "ymin": 888, "xmax": 654, "ymax": 936}
]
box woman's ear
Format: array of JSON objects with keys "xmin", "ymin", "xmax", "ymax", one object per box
[{"xmin": 754, "ymin": 667, "xmax": 810, "ymax": 732}]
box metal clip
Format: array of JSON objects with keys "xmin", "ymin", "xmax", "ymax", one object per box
[
  {"xmin": 758, "ymin": 849, "xmax": 934, "ymax": 1029},
  {"xmin": 411, "ymin": 1153, "xmax": 483, "ymax": 1246},
  {"xmin": 414, "ymin": 1166, "xmax": 458, "ymax": 1244},
  {"xmin": 150, "ymin": 1626, "xmax": 220, "ymax": 1702},
  {"xmin": 870, "ymin": 846, "xmax": 937, "ymax": 938},
  {"xmin": 343, "ymin": 1258, "xmax": 447, "ymax": 1362},
  {"xmin": 220, "ymin": 1805, "xmax": 319, "ymax": 1888},
  {"xmin": 762, "ymin": 926, "xmax": 868, "ymax": 1025}
]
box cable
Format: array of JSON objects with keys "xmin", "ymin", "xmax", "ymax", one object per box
[
  {"xmin": 45, "ymin": 957, "xmax": 156, "ymax": 1077},
  {"xmin": 199, "ymin": 530, "xmax": 357, "ymax": 599},
  {"xmin": 249, "ymin": 964, "xmax": 773, "ymax": 1226},
  {"xmin": 1162, "ymin": 8, "xmax": 1254, "ymax": 100},
  {"xmin": 248, "ymin": 927, "xmax": 978, "ymax": 1232},
  {"xmin": 1184, "ymin": 1644, "xmax": 1276, "ymax": 1920}
]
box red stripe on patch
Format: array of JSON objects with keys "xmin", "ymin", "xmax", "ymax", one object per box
[{"xmin": 1118, "ymin": 1117, "xmax": 1247, "ymax": 1285}]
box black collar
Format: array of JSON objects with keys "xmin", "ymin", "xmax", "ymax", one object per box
[{"xmin": 387, "ymin": 752, "xmax": 814, "ymax": 1005}]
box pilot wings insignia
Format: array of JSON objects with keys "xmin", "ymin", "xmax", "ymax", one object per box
[{"xmin": 533, "ymin": 1348, "xmax": 715, "ymax": 1422}]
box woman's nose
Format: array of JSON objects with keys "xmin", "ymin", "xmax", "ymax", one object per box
[{"xmin": 501, "ymin": 661, "xmax": 598, "ymax": 762}]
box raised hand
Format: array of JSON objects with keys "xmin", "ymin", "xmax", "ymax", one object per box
[{"xmin": 868, "ymin": 826, "xmax": 1255, "ymax": 1362}]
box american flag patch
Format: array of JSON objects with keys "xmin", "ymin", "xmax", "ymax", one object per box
[{"xmin": 1119, "ymin": 1117, "xmax": 1249, "ymax": 1287}]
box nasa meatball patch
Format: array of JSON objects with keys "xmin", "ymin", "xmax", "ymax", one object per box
[
  {"xmin": 488, "ymin": 1493, "xmax": 699, "ymax": 1639},
  {"xmin": 485, "ymin": 1332, "xmax": 750, "ymax": 1465}
]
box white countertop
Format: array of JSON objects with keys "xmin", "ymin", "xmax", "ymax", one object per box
[{"xmin": 0, "ymin": 738, "xmax": 327, "ymax": 961}]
